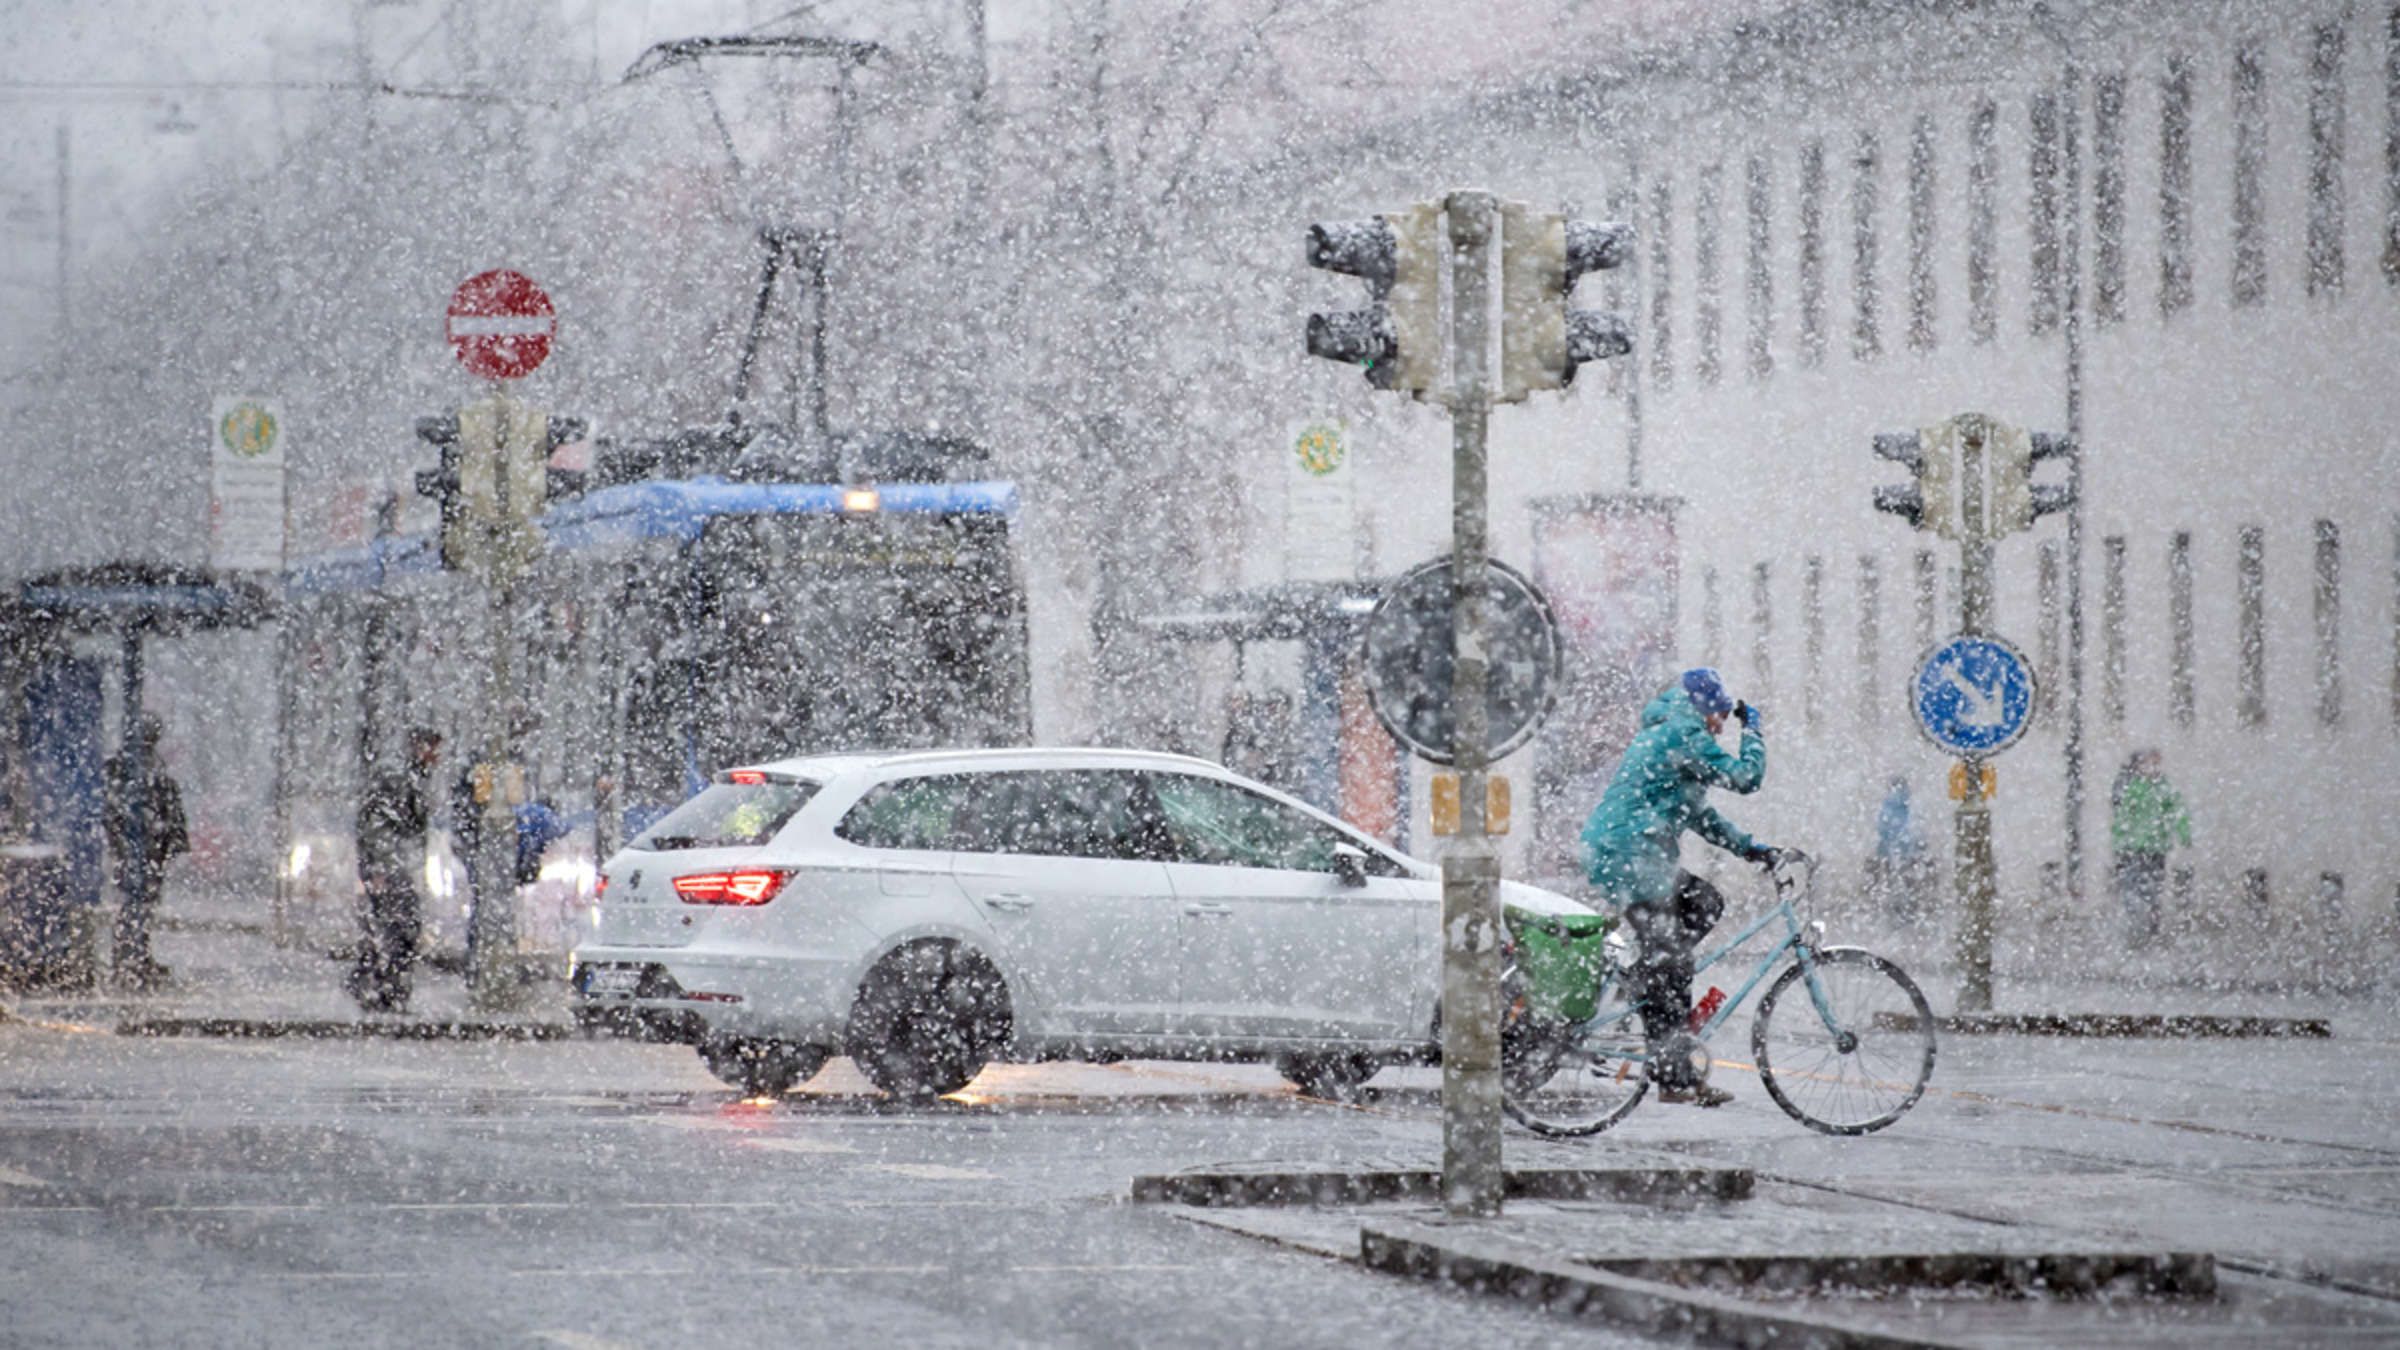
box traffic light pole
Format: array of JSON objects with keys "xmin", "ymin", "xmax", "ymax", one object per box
[
  {"xmin": 1953, "ymin": 417, "xmax": 1998, "ymax": 1013},
  {"xmin": 1440, "ymin": 189, "xmax": 1504, "ymax": 1221},
  {"xmin": 467, "ymin": 394, "xmax": 526, "ymax": 1013}
]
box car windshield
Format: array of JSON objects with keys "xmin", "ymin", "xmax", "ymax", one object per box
[{"xmin": 629, "ymin": 779, "xmax": 817, "ymax": 851}]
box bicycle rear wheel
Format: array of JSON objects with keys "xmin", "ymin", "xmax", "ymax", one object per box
[
  {"xmin": 1751, "ymin": 946, "xmax": 1936, "ymax": 1135},
  {"xmin": 1502, "ymin": 970, "xmax": 1651, "ymax": 1138}
]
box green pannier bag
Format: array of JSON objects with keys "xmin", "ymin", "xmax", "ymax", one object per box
[{"xmin": 1503, "ymin": 904, "xmax": 1615, "ymax": 1024}]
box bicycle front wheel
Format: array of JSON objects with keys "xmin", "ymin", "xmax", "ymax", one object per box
[
  {"xmin": 1502, "ymin": 974, "xmax": 1651, "ymax": 1138},
  {"xmin": 1752, "ymin": 947, "xmax": 1936, "ymax": 1135}
]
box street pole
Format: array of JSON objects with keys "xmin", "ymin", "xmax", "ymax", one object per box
[
  {"xmin": 1440, "ymin": 188, "xmax": 1504, "ymax": 1221},
  {"xmin": 2060, "ymin": 63, "xmax": 2090, "ymax": 909},
  {"xmin": 467, "ymin": 393, "xmax": 524, "ymax": 1013},
  {"xmin": 1954, "ymin": 415, "xmax": 1998, "ymax": 1013}
]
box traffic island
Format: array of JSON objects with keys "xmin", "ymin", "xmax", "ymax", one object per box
[
  {"xmin": 116, "ymin": 1015, "xmax": 575, "ymax": 1042},
  {"xmin": 1130, "ymin": 1162, "xmax": 1753, "ymax": 1208},
  {"xmin": 1920, "ymin": 1011, "xmax": 2332, "ymax": 1038}
]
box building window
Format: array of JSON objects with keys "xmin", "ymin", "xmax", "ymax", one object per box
[
  {"xmin": 1701, "ymin": 564, "xmax": 1724, "ymax": 667},
  {"xmin": 1746, "ymin": 154, "xmax": 1775, "ymax": 380},
  {"xmin": 2093, "ymin": 73, "xmax": 2128, "ymax": 326},
  {"xmin": 1751, "ymin": 561, "xmax": 1775, "ymax": 708},
  {"xmin": 1968, "ymin": 99, "xmax": 1999, "ymax": 342},
  {"xmin": 1695, "ymin": 163, "xmax": 1724, "ymax": 385},
  {"xmin": 2160, "ymin": 56, "xmax": 2195, "ymax": 316},
  {"xmin": 2102, "ymin": 535, "xmax": 2128, "ymax": 724},
  {"xmin": 1803, "ymin": 555, "xmax": 1826, "ymax": 727},
  {"xmin": 2310, "ymin": 22, "xmax": 2349, "ymax": 297},
  {"xmin": 2317, "ymin": 519, "xmax": 2343, "ymax": 725},
  {"xmin": 1648, "ymin": 179, "xmax": 1675, "ymax": 390},
  {"xmin": 2037, "ymin": 541, "xmax": 2062, "ymax": 722},
  {"xmin": 1907, "ymin": 113, "xmax": 1938, "ymax": 351},
  {"xmin": 2029, "ymin": 89, "xmax": 2064, "ymax": 334},
  {"xmin": 2170, "ymin": 530, "xmax": 2196, "ymax": 725},
  {"xmin": 2385, "ymin": 8, "xmax": 2400, "ymax": 284},
  {"xmin": 2238, "ymin": 524, "xmax": 2267, "ymax": 726},
  {"xmin": 1857, "ymin": 554, "xmax": 1882, "ymax": 727},
  {"xmin": 1799, "ymin": 139, "xmax": 1827, "ymax": 366},
  {"xmin": 1606, "ymin": 180, "xmax": 1640, "ymax": 403},
  {"xmin": 2233, "ymin": 44, "xmax": 2268, "ymax": 308},
  {"xmin": 1851, "ymin": 128, "xmax": 1882, "ymax": 360},
  {"xmin": 1914, "ymin": 548, "xmax": 1938, "ymax": 650}
]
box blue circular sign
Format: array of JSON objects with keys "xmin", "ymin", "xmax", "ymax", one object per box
[{"xmin": 1913, "ymin": 635, "xmax": 2037, "ymax": 757}]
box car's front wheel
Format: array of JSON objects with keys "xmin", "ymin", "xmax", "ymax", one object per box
[
  {"xmin": 847, "ymin": 942, "xmax": 1012, "ymax": 1100},
  {"xmin": 698, "ymin": 1037, "xmax": 829, "ymax": 1095}
]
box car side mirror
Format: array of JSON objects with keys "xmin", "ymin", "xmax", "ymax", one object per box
[{"xmin": 1331, "ymin": 844, "xmax": 1368, "ymax": 888}]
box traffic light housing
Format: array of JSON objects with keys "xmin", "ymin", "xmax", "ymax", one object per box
[
  {"xmin": 1498, "ymin": 203, "xmax": 1632, "ymax": 401},
  {"xmin": 414, "ymin": 402, "xmax": 584, "ymax": 575},
  {"xmin": 1304, "ymin": 203, "xmax": 1442, "ymax": 394},
  {"xmin": 1871, "ymin": 428, "xmax": 1958, "ymax": 539},
  {"xmin": 413, "ymin": 414, "xmax": 466, "ymax": 569},
  {"xmin": 1992, "ymin": 429, "xmax": 2076, "ymax": 536}
]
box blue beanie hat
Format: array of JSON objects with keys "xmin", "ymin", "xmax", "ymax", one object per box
[{"xmin": 1681, "ymin": 667, "xmax": 1734, "ymax": 717}]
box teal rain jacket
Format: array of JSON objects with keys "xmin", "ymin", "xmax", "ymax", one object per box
[{"xmin": 1580, "ymin": 685, "xmax": 1767, "ymax": 909}]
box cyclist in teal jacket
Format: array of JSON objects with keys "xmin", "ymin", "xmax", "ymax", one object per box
[{"xmin": 1581, "ymin": 668, "xmax": 1781, "ymax": 1107}]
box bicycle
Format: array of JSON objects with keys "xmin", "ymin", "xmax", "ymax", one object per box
[{"xmin": 1500, "ymin": 852, "xmax": 1938, "ymax": 1138}]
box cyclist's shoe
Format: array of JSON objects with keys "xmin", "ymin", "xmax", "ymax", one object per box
[{"xmin": 1656, "ymin": 1083, "xmax": 1735, "ymax": 1108}]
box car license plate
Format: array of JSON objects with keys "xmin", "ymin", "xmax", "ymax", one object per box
[{"xmin": 584, "ymin": 966, "xmax": 643, "ymax": 998}]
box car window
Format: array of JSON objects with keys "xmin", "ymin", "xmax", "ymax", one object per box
[
  {"xmin": 963, "ymin": 769, "xmax": 1172, "ymax": 861},
  {"xmin": 630, "ymin": 779, "xmax": 817, "ymax": 851},
  {"xmin": 1145, "ymin": 773, "xmax": 1403, "ymax": 875},
  {"xmin": 836, "ymin": 774, "xmax": 978, "ymax": 851}
]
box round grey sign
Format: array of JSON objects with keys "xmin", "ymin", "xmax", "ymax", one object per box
[{"xmin": 1363, "ymin": 556, "xmax": 1562, "ymax": 765}]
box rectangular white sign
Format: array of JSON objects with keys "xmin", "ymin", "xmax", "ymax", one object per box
[
  {"xmin": 208, "ymin": 396, "xmax": 287, "ymax": 572},
  {"xmin": 1283, "ymin": 418, "xmax": 1356, "ymax": 582}
]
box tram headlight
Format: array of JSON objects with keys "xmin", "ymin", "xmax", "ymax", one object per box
[{"xmin": 286, "ymin": 843, "xmax": 312, "ymax": 879}]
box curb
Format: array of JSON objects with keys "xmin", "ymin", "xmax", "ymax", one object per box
[
  {"xmin": 1132, "ymin": 1165, "xmax": 1753, "ymax": 1208},
  {"xmin": 1923, "ymin": 1012, "xmax": 2331, "ymax": 1038},
  {"xmin": 1359, "ymin": 1219, "xmax": 1951, "ymax": 1350},
  {"xmin": 116, "ymin": 1016, "xmax": 576, "ymax": 1043}
]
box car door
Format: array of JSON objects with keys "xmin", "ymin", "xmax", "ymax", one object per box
[
  {"xmin": 948, "ymin": 769, "xmax": 1180, "ymax": 1039},
  {"xmin": 1146, "ymin": 771, "xmax": 1431, "ymax": 1041}
]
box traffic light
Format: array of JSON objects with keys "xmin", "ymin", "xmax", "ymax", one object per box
[
  {"xmin": 414, "ymin": 401, "xmax": 580, "ymax": 577},
  {"xmin": 1498, "ymin": 203, "xmax": 1632, "ymax": 400},
  {"xmin": 1303, "ymin": 203, "xmax": 1442, "ymax": 394},
  {"xmin": 1991, "ymin": 428, "xmax": 2076, "ymax": 535},
  {"xmin": 413, "ymin": 414, "xmax": 465, "ymax": 569},
  {"xmin": 1871, "ymin": 427, "xmax": 1958, "ymax": 540}
]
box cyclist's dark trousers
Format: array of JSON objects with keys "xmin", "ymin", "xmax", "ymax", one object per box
[
  {"xmin": 1624, "ymin": 871, "xmax": 1726, "ymax": 1089},
  {"xmin": 352, "ymin": 876, "xmax": 421, "ymax": 1011}
]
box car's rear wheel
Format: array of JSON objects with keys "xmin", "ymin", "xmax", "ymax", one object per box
[
  {"xmin": 1275, "ymin": 1051, "xmax": 1378, "ymax": 1100},
  {"xmin": 698, "ymin": 1037, "xmax": 829, "ymax": 1095},
  {"xmin": 847, "ymin": 942, "xmax": 1012, "ymax": 1100}
]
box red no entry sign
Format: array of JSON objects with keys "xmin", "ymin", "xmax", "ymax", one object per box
[{"xmin": 447, "ymin": 269, "xmax": 554, "ymax": 380}]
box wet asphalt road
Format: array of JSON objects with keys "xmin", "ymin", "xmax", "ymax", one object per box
[{"xmin": 4, "ymin": 1007, "xmax": 2400, "ymax": 1348}]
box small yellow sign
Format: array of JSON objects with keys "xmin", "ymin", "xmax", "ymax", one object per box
[
  {"xmin": 1429, "ymin": 774, "xmax": 1511, "ymax": 836},
  {"xmin": 1948, "ymin": 761, "xmax": 1997, "ymax": 801},
  {"xmin": 1292, "ymin": 420, "xmax": 1347, "ymax": 477},
  {"xmin": 218, "ymin": 401, "xmax": 279, "ymax": 459}
]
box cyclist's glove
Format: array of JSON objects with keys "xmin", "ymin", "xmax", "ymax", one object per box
[
  {"xmin": 1742, "ymin": 843, "xmax": 1784, "ymax": 871},
  {"xmin": 1734, "ymin": 700, "xmax": 1764, "ymax": 733}
]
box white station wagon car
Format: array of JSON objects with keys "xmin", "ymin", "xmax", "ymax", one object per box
[{"xmin": 570, "ymin": 746, "xmax": 1600, "ymax": 1098}]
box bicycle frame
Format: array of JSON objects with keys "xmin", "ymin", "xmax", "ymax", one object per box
[{"xmin": 1576, "ymin": 868, "xmax": 1846, "ymax": 1054}]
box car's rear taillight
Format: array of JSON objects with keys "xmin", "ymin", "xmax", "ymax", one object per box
[{"xmin": 672, "ymin": 868, "xmax": 792, "ymax": 905}]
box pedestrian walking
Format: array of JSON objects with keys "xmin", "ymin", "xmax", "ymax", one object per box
[
  {"xmin": 103, "ymin": 716, "xmax": 187, "ymax": 990},
  {"xmin": 349, "ymin": 728, "xmax": 441, "ymax": 1013},
  {"xmin": 1579, "ymin": 669, "xmax": 1786, "ymax": 1108},
  {"xmin": 1866, "ymin": 775, "xmax": 1933, "ymax": 924},
  {"xmin": 2110, "ymin": 749, "xmax": 2191, "ymax": 949}
]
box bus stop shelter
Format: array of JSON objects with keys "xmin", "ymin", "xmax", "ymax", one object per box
[{"xmin": 0, "ymin": 563, "xmax": 271, "ymax": 988}]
